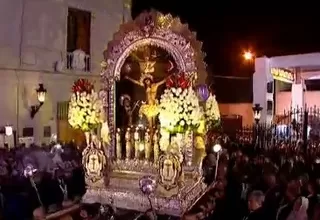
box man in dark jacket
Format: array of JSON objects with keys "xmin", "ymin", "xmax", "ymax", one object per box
[{"xmin": 243, "ymin": 190, "xmax": 266, "ymax": 220}]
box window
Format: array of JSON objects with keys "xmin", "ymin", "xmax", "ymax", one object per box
[
  {"xmin": 67, "ymin": 8, "xmax": 91, "ymax": 71},
  {"xmin": 276, "ymin": 80, "xmax": 292, "ymax": 92},
  {"xmin": 306, "ymin": 80, "xmax": 320, "ymax": 91},
  {"xmin": 267, "ymin": 100, "xmax": 273, "ymax": 114},
  {"xmin": 43, "ymin": 126, "xmax": 51, "ymax": 138},
  {"xmin": 23, "ymin": 127, "xmax": 34, "ymax": 137},
  {"xmin": 267, "ymin": 81, "xmax": 273, "ymax": 93}
]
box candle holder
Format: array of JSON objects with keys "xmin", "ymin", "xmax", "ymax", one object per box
[{"xmin": 24, "ymin": 165, "xmax": 43, "ymax": 207}]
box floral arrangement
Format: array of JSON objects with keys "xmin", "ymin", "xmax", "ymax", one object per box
[
  {"xmin": 165, "ymin": 73, "xmax": 190, "ymax": 89},
  {"xmin": 159, "ymin": 74, "xmax": 203, "ymax": 133},
  {"xmin": 204, "ymin": 94, "xmax": 221, "ymax": 129},
  {"xmin": 68, "ymin": 79, "xmax": 103, "ymax": 132}
]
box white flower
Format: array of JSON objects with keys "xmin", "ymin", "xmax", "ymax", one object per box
[
  {"xmin": 204, "ymin": 94, "xmax": 220, "ymax": 125},
  {"xmin": 68, "ymin": 91, "xmax": 104, "ymax": 131},
  {"xmin": 158, "ymin": 87, "xmax": 203, "ymax": 131}
]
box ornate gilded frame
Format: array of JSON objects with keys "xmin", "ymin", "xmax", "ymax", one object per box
[{"xmin": 100, "ymin": 11, "xmax": 207, "ymax": 156}]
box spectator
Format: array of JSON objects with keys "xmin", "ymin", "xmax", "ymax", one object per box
[
  {"xmin": 242, "ymin": 190, "xmax": 266, "ymax": 220},
  {"xmin": 286, "ymin": 196, "xmax": 308, "ymax": 220}
]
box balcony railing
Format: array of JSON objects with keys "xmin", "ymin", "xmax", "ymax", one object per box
[{"xmin": 66, "ymin": 49, "xmax": 90, "ymax": 72}]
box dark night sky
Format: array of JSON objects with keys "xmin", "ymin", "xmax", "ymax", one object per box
[{"xmin": 131, "ymin": 1, "xmax": 320, "ymax": 102}]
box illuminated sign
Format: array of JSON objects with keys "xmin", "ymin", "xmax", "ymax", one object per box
[{"xmin": 271, "ymin": 68, "xmax": 294, "ymax": 83}]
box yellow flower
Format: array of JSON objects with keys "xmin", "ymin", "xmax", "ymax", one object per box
[
  {"xmin": 195, "ymin": 136, "xmax": 205, "ymax": 150},
  {"xmin": 196, "ymin": 119, "xmax": 206, "ymax": 134}
]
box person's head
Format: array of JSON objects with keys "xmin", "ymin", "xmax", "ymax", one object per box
[
  {"xmin": 242, "ymin": 155, "xmax": 249, "ymax": 163},
  {"xmin": 286, "ymin": 180, "xmax": 301, "ymax": 201},
  {"xmin": 248, "ymin": 191, "xmax": 265, "ymax": 211},
  {"xmin": 307, "ymin": 181, "xmax": 319, "ymax": 195},
  {"xmin": 120, "ymin": 94, "xmax": 131, "ymax": 107},
  {"xmin": 33, "ymin": 207, "xmax": 45, "ymax": 220},
  {"xmin": 264, "ymin": 172, "xmax": 276, "ymax": 187},
  {"xmin": 143, "ymin": 77, "xmax": 152, "ymax": 87},
  {"xmin": 123, "ymin": 97, "xmax": 130, "ymax": 107}
]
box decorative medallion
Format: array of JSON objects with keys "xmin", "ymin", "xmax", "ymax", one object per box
[
  {"xmin": 82, "ymin": 146, "xmax": 107, "ymax": 187},
  {"xmin": 157, "ymin": 153, "xmax": 182, "ymax": 197}
]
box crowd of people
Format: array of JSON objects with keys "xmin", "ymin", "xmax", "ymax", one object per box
[
  {"xmin": 184, "ymin": 140, "xmax": 320, "ymax": 220},
  {"xmin": 3, "ymin": 137, "xmax": 320, "ymax": 220},
  {"xmin": 0, "ymin": 143, "xmax": 86, "ymax": 219}
]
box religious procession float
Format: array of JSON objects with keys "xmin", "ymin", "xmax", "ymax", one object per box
[{"xmin": 68, "ymin": 11, "xmax": 220, "ymax": 218}]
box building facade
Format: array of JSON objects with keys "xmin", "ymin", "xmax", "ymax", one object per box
[
  {"xmin": 253, "ymin": 53, "xmax": 320, "ymax": 124},
  {"xmin": 0, "ymin": 0, "xmax": 129, "ymax": 144}
]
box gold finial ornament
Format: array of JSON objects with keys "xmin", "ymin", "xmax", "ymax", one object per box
[{"xmin": 156, "ymin": 14, "xmax": 174, "ymax": 29}]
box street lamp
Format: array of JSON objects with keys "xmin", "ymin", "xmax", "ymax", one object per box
[
  {"xmin": 243, "ymin": 51, "xmax": 254, "ymax": 61},
  {"xmin": 5, "ymin": 125, "xmax": 13, "ymax": 136},
  {"xmin": 30, "ymin": 84, "xmax": 47, "ymax": 118},
  {"xmin": 213, "ymin": 144, "xmax": 221, "ymax": 153},
  {"xmin": 213, "ymin": 143, "xmax": 222, "ymax": 181},
  {"xmin": 252, "ymin": 103, "xmax": 263, "ymax": 124}
]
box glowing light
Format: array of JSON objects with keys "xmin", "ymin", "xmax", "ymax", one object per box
[
  {"xmin": 139, "ymin": 142, "xmax": 145, "ymax": 151},
  {"xmin": 243, "ymin": 51, "xmax": 254, "ymax": 61},
  {"xmin": 36, "ymin": 84, "xmax": 47, "ymax": 103},
  {"xmin": 213, "ymin": 144, "xmax": 221, "ymax": 153},
  {"xmin": 5, "ymin": 126, "xmax": 13, "ymax": 136}
]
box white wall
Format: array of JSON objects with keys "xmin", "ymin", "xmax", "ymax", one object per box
[
  {"xmin": 253, "ymin": 54, "xmax": 320, "ymax": 123},
  {"xmin": 0, "ymin": 0, "xmax": 125, "ymax": 144},
  {"xmin": 219, "ymin": 103, "xmax": 253, "ymax": 126},
  {"xmin": 253, "ymin": 57, "xmax": 271, "ymax": 123},
  {"xmin": 276, "ymin": 91, "xmax": 320, "ymax": 114}
]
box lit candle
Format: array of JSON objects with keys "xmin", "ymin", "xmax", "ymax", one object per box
[
  {"xmin": 145, "ymin": 130, "xmax": 151, "ymax": 160},
  {"xmin": 153, "ymin": 130, "xmax": 159, "ymax": 163},
  {"xmin": 134, "ymin": 127, "xmax": 140, "ymax": 159},
  {"xmin": 116, "ymin": 128, "xmax": 122, "ymax": 160},
  {"xmin": 125, "ymin": 128, "xmax": 131, "ymax": 159}
]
